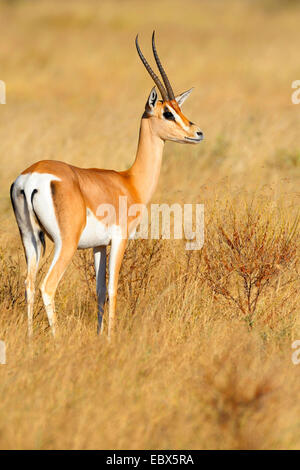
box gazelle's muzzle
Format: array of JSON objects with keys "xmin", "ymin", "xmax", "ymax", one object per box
[{"xmin": 185, "ymin": 130, "xmax": 204, "ymax": 143}]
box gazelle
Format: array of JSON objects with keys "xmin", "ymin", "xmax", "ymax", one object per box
[{"xmin": 10, "ymin": 32, "xmax": 204, "ymax": 339}]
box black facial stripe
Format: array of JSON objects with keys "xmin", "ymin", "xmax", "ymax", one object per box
[{"xmin": 163, "ymin": 108, "xmax": 175, "ymax": 121}]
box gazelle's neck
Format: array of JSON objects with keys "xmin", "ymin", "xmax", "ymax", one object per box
[{"xmin": 127, "ymin": 118, "xmax": 164, "ymax": 205}]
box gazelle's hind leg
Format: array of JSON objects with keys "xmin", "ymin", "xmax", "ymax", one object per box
[
  {"xmin": 40, "ymin": 237, "xmax": 79, "ymax": 336},
  {"xmin": 10, "ymin": 183, "xmax": 45, "ymax": 337},
  {"xmin": 25, "ymin": 237, "xmax": 43, "ymax": 337},
  {"xmin": 93, "ymin": 246, "xmax": 107, "ymax": 334}
]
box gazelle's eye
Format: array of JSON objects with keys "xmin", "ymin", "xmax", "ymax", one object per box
[{"xmin": 163, "ymin": 110, "xmax": 175, "ymax": 121}]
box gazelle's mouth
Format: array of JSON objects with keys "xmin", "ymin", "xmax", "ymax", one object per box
[{"xmin": 185, "ymin": 136, "xmax": 204, "ymax": 143}]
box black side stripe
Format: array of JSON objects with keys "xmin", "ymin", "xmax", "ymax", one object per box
[
  {"xmin": 10, "ymin": 182, "xmax": 16, "ymax": 215},
  {"xmin": 31, "ymin": 189, "xmax": 46, "ymax": 256}
]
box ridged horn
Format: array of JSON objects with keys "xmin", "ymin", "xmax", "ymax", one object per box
[
  {"xmin": 135, "ymin": 34, "xmax": 168, "ymax": 102},
  {"xmin": 152, "ymin": 31, "xmax": 175, "ymax": 101}
]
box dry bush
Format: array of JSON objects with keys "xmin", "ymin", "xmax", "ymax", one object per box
[
  {"xmin": 194, "ymin": 321, "xmax": 293, "ymax": 449},
  {"xmin": 202, "ymin": 202, "xmax": 299, "ymax": 330}
]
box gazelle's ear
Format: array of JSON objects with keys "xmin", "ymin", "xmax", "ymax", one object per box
[
  {"xmin": 175, "ymin": 88, "xmax": 193, "ymax": 107},
  {"xmin": 146, "ymin": 87, "xmax": 158, "ymax": 110}
]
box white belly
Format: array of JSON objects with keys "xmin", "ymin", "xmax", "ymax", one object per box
[{"xmin": 78, "ymin": 210, "xmax": 113, "ymax": 249}]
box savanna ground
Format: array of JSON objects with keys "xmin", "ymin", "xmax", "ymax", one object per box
[{"xmin": 0, "ymin": 0, "xmax": 300, "ymax": 450}]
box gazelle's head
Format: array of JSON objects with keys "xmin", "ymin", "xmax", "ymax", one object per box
[{"xmin": 136, "ymin": 32, "xmax": 204, "ymax": 144}]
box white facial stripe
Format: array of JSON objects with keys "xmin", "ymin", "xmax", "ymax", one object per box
[{"xmin": 165, "ymin": 104, "xmax": 190, "ymax": 132}]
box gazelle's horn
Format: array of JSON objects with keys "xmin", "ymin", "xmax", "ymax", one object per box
[
  {"xmin": 152, "ymin": 31, "xmax": 175, "ymax": 101},
  {"xmin": 135, "ymin": 34, "xmax": 168, "ymax": 102}
]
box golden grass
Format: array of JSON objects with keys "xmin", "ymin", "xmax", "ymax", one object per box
[{"xmin": 0, "ymin": 0, "xmax": 300, "ymax": 449}]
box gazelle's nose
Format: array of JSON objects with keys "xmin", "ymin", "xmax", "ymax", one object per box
[{"xmin": 196, "ymin": 131, "xmax": 204, "ymax": 140}]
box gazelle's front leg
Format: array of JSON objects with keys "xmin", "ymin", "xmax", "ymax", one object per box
[
  {"xmin": 93, "ymin": 246, "xmax": 107, "ymax": 335},
  {"xmin": 108, "ymin": 237, "xmax": 127, "ymax": 339}
]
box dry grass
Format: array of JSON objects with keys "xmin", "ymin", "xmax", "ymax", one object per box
[{"xmin": 0, "ymin": 0, "xmax": 300, "ymax": 449}]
